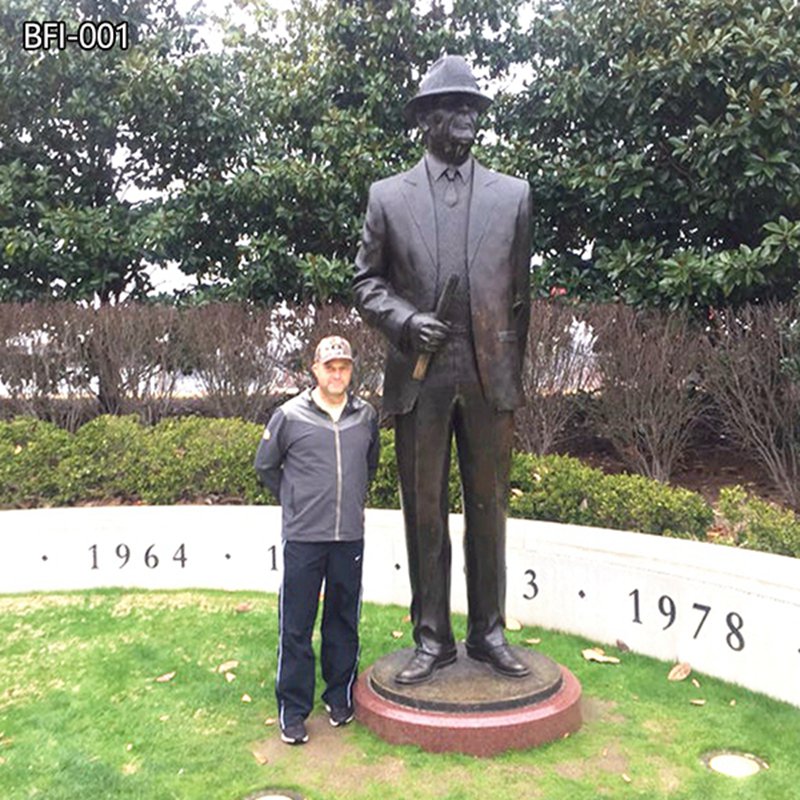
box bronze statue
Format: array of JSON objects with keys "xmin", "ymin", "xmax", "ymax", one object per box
[{"xmin": 353, "ymin": 55, "xmax": 531, "ymax": 684}]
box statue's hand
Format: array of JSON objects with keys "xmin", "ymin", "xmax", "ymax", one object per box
[{"xmin": 408, "ymin": 312, "xmax": 450, "ymax": 353}]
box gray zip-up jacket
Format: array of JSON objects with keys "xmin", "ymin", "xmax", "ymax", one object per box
[{"xmin": 254, "ymin": 389, "xmax": 380, "ymax": 542}]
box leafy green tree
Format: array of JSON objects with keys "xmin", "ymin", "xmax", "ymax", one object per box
[
  {"xmin": 504, "ymin": 0, "xmax": 800, "ymax": 309},
  {"xmin": 168, "ymin": 0, "xmax": 529, "ymax": 304},
  {"xmin": 0, "ymin": 0, "xmax": 531, "ymax": 305},
  {"xmin": 0, "ymin": 0, "xmax": 254, "ymax": 302}
]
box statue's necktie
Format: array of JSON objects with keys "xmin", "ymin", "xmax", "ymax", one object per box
[{"xmin": 444, "ymin": 168, "xmax": 459, "ymax": 207}]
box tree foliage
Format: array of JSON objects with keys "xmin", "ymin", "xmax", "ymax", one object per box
[
  {"xmin": 162, "ymin": 0, "xmax": 528, "ymax": 303},
  {"xmin": 0, "ymin": 0, "xmax": 256, "ymax": 302},
  {"xmin": 2, "ymin": 0, "xmax": 799, "ymax": 308},
  {"xmin": 504, "ymin": 0, "xmax": 800, "ymax": 309}
]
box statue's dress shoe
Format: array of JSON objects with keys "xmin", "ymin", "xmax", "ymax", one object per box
[
  {"xmin": 466, "ymin": 643, "xmax": 530, "ymax": 677},
  {"xmin": 394, "ymin": 649, "xmax": 457, "ymax": 685}
]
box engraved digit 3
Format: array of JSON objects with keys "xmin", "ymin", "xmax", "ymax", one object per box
[{"xmin": 523, "ymin": 569, "xmax": 539, "ymax": 600}]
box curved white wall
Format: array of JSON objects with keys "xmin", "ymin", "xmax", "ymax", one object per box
[{"xmin": 3, "ymin": 506, "xmax": 799, "ymax": 708}]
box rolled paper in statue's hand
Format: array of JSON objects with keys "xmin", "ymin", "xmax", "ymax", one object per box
[{"xmin": 412, "ymin": 274, "xmax": 459, "ymax": 381}]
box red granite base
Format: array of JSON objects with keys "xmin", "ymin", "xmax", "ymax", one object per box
[{"xmin": 354, "ymin": 663, "xmax": 582, "ymax": 757}]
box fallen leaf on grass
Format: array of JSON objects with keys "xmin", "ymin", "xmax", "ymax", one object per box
[
  {"xmin": 730, "ymin": 699, "xmax": 737, "ymax": 707},
  {"xmin": 235, "ymin": 602, "xmax": 253, "ymax": 613},
  {"xmin": 524, "ymin": 637, "xmax": 542, "ymax": 645},
  {"xmin": 154, "ymin": 671, "xmax": 176, "ymax": 683},
  {"xmin": 121, "ymin": 761, "xmax": 139, "ymax": 775},
  {"xmin": 582, "ymin": 648, "xmax": 620, "ymax": 665},
  {"xmin": 13, "ymin": 445, "xmax": 23, "ymax": 455},
  {"xmin": 224, "ymin": 672, "xmax": 236, "ymax": 683},
  {"xmin": 0, "ymin": 756, "xmax": 6, "ymax": 765},
  {"xmin": 690, "ymin": 699, "xmax": 706, "ymax": 706},
  {"xmin": 691, "ymin": 678, "xmax": 701, "ymax": 689},
  {"xmin": 391, "ymin": 630, "xmax": 404, "ymax": 639},
  {"xmin": 217, "ymin": 660, "xmax": 239, "ymax": 673},
  {"xmin": 251, "ymin": 749, "xmax": 268, "ymax": 765},
  {"xmin": 621, "ymin": 773, "xmax": 632, "ymax": 784},
  {"xmin": 667, "ymin": 662, "xmax": 691, "ymax": 682},
  {"xmin": 263, "ymin": 718, "xmax": 277, "ymax": 727},
  {"xmin": 506, "ymin": 617, "xmax": 522, "ymax": 631},
  {"xmin": 510, "ymin": 488, "xmax": 524, "ymax": 498},
  {"xmin": 402, "ymin": 615, "xmax": 411, "ymax": 623},
  {"xmin": 241, "ymin": 694, "xmax": 252, "ymax": 703},
  {"xmin": 159, "ymin": 715, "xmax": 170, "ymax": 722}
]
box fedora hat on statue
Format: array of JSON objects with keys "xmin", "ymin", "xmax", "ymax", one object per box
[{"xmin": 403, "ymin": 54, "xmax": 492, "ymax": 124}]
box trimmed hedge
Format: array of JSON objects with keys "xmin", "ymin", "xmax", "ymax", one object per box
[
  {"xmin": 508, "ymin": 452, "xmax": 713, "ymax": 538},
  {"xmin": 1, "ymin": 416, "xmax": 796, "ymax": 556},
  {"xmin": 717, "ymin": 486, "xmax": 800, "ymax": 559},
  {"xmin": 0, "ymin": 415, "xmax": 271, "ymax": 507}
]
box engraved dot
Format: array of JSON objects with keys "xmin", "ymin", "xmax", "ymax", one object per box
[
  {"xmin": 225, "ymin": 554, "xmax": 232, "ymax": 560},
  {"xmin": 394, "ymin": 563, "xmax": 401, "ymax": 571},
  {"xmin": 42, "ymin": 555, "xmax": 48, "ymax": 562},
  {"xmin": 578, "ymin": 590, "xmax": 586, "ymax": 599}
]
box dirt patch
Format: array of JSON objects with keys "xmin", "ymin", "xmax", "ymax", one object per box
[
  {"xmin": 580, "ymin": 696, "xmax": 626, "ymax": 725},
  {"xmin": 554, "ymin": 739, "xmax": 629, "ymax": 780},
  {"xmin": 650, "ymin": 755, "xmax": 686, "ymax": 794},
  {"xmin": 252, "ymin": 719, "xmax": 406, "ymax": 795},
  {"xmin": 251, "ymin": 718, "xmax": 551, "ymax": 799}
]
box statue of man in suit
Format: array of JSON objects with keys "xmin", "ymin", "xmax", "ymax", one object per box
[{"xmin": 353, "ymin": 55, "xmax": 531, "ymax": 684}]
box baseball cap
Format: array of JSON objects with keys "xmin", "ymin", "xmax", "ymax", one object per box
[{"xmin": 314, "ymin": 335, "xmax": 353, "ymax": 364}]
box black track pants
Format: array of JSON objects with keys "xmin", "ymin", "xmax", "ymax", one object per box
[{"xmin": 275, "ymin": 539, "xmax": 364, "ymax": 726}]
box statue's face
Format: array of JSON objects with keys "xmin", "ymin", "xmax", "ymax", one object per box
[{"xmin": 418, "ymin": 93, "xmax": 480, "ymax": 164}]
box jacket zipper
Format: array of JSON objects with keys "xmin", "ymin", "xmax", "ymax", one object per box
[{"xmin": 333, "ymin": 419, "xmax": 342, "ymax": 540}]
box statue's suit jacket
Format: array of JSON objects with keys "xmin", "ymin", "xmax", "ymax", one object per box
[{"xmin": 353, "ymin": 157, "xmax": 531, "ymax": 415}]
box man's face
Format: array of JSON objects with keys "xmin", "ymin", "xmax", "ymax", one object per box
[
  {"xmin": 312, "ymin": 358, "xmax": 353, "ymax": 403},
  {"xmin": 419, "ymin": 93, "xmax": 480, "ymax": 164}
]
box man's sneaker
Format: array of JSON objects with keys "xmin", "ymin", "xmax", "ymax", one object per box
[
  {"xmin": 280, "ymin": 719, "xmax": 309, "ymax": 745},
  {"xmin": 325, "ymin": 703, "xmax": 354, "ymax": 727}
]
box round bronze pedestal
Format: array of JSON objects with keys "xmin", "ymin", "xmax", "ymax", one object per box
[{"xmin": 354, "ymin": 644, "xmax": 582, "ymax": 756}]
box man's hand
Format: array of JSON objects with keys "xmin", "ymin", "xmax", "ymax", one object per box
[{"xmin": 408, "ymin": 312, "xmax": 450, "ymax": 353}]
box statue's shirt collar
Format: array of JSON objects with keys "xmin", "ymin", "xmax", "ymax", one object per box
[{"xmin": 424, "ymin": 152, "xmax": 473, "ymax": 184}]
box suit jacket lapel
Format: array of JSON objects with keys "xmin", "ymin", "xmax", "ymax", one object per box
[
  {"xmin": 468, "ymin": 161, "xmax": 499, "ymax": 268},
  {"xmin": 400, "ymin": 159, "xmax": 437, "ymax": 271}
]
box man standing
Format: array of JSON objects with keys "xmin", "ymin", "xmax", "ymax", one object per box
[
  {"xmin": 353, "ymin": 55, "xmax": 531, "ymax": 685},
  {"xmin": 255, "ymin": 335, "xmax": 380, "ymax": 744}
]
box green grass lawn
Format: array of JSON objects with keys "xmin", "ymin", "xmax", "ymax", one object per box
[{"xmin": 1, "ymin": 589, "xmax": 797, "ymax": 800}]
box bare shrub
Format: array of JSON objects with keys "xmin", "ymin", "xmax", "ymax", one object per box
[
  {"xmin": 515, "ymin": 300, "xmax": 601, "ymax": 454},
  {"xmin": 0, "ymin": 302, "xmax": 95, "ymax": 429},
  {"xmin": 83, "ymin": 304, "xmax": 183, "ymax": 422},
  {"xmin": 587, "ymin": 305, "xmax": 708, "ymax": 482},
  {"xmin": 705, "ymin": 302, "xmax": 800, "ymax": 509},
  {"xmin": 179, "ymin": 303, "xmax": 290, "ymax": 421}
]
